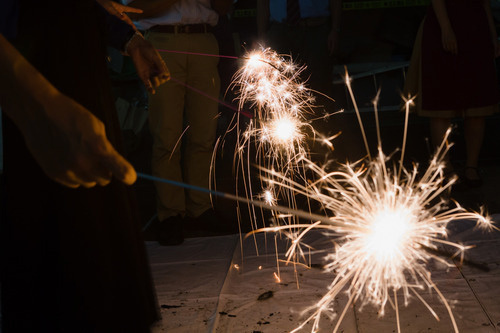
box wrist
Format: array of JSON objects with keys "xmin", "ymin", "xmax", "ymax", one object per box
[
  {"xmin": 10, "ymin": 60, "xmax": 62, "ymax": 126},
  {"xmin": 440, "ymin": 23, "xmax": 453, "ymax": 34},
  {"xmin": 124, "ymin": 31, "xmax": 145, "ymax": 55}
]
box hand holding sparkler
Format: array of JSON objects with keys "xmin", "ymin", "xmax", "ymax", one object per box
[
  {"xmin": 0, "ymin": 35, "xmax": 136, "ymax": 188},
  {"xmin": 28, "ymin": 94, "xmax": 137, "ymax": 188},
  {"xmin": 126, "ymin": 33, "xmax": 170, "ymax": 94}
]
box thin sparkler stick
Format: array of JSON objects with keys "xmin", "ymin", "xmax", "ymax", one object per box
[
  {"xmin": 137, "ymin": 172, "xmax": 491, "ymax": 272},
  {"xmin": 157, "ymin": 49, "xmax": 240, "ymax": 59},
  {"xmin": 169, "ymin": 77, "xmax": 253, "ymax": 118},
  {"xmin": 156, "ymin": 49, "xmax": 277, "ymax": 68},
  {"xmin": 137, "ymin": 172, "xmax": 342, "ymax": 226}
]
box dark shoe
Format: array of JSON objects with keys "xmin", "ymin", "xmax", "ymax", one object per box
[
  {"xmin": 158, "ymin": 215, "xmax": 184, "ymax": 246},
  {"xmin": 462, "ymin": 166, "xmax": 483, "ymax": 188}
]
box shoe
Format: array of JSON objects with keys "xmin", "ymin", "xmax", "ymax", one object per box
[
  {"xmin": 158, "ymin": 215, "xmax": 184, "ymax": 246},
  {"xmin": 185, "ymin": 209, "xmax": 238, "ymax": 236},
  {"xmin": 462, "ymin": 166, "xmax": 483, "ymax": 188}
]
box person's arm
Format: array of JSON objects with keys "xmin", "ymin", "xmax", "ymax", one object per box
[
  {"xmin": 432, "ymin": 0, "xmax": 458, "ymax": 55},
  {"xmin": 97, "ymin": 3, "xmax": 170, "ymax": 93},
  {"xmin": 483, "ymin": 0, "xmax": 500, "ymax": 57},
  {"xmin": 328, "ymin": 0, "xmax": 342, "ymax": 56},
  {"xmin": 0, "ymin": 34, "xmax": 136, "ymax": 188},
  {"xmin": 96, "ymin": 0, "xmax": 143, "ymax": 30},
  {"xmin": 127, "ymin": 0, "xmax": 182, "ymax": 20}
]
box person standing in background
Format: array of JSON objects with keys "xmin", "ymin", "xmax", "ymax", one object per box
[
  {"xmin": 128, "ymin": 0, "xmax": 232, "ymax": 245},
  {"xmin": 405, "ymin": 0, "xmax": 500, "ymax": 187}
]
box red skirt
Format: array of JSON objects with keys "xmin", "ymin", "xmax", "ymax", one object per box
[{"xmin": 405, "ymin": 0, "xmax": 499, "ymax": 117}]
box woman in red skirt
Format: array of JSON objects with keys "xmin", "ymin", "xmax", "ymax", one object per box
[{"xmin": 406, "ymin": 0, "xmax": 500, "ymax": 187}]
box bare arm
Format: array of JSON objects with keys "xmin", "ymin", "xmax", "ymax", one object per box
[
  {"xmin": 95, "ymin": 0, "xmax": 143, "ymax": 30},
  {"xmin": 127, "ymin": 0, "xmax": 181, "ymax": 19},
  {"xmin": 0, "ymin": 34, "xmax": 136, "ymax": 188},
  {"xmin": 432, "ymin": 0, "xmax": 458, "ymax": 54}
]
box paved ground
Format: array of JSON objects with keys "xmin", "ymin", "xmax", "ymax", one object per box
[{"xmin": 148, "ymin": 225, "xmax": 500, "ymax": 332}]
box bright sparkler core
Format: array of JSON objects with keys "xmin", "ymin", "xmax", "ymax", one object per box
[
  {"xmin": 364, "ymin": 208, "xmax": 414, "ymax": 262},
  {"xmin": 231, "ymin": 46, "xmax": 319, "ymax": 187},
  {"xmin": 246, "ymin": 52, "xmax": 267, "ymax": 70},
  {"xmin": 266, "ymin": 116, "xmax": 301, "ymax": 145}
]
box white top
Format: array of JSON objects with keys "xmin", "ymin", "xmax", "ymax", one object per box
[{"xmin": 124, "ymin": 0, "xmax": 219, "ymax": 30}]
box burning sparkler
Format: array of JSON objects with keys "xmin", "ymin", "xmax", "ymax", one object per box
[
  {"xmin": 223, "ymin": 47, "xmax": 496, "ymax": 332},
  {"xmin": 254, "ymin": 134, "xmax": 496, "ymax": 332},
  {"xmin": 228, "ymin": 47, "xmax": 315, "ymax": 233},
  {"xmin": 243, "ymin": 67, "xmax": 496, "ymax": 332},
  {"xmin": 230, "ymin": 47, "xmax": 317, "ymax": 164},
  {"xmin": 143, "ymin": 46, "xmax": 495, "ymax": 331},
  {"xmin": 229, "ymin": 47, "xmax": 338, "ymax": 235}
]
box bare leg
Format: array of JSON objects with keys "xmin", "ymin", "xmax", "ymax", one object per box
[
  {"xmin": 430, "ymin": 117, "xmax": 452, "ymax": 147},
  {"xmin": 464, "ymin": 116, "xmax": 485, "ymax": 180}
]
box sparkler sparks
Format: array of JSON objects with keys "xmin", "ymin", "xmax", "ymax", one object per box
[
  {"xmin": 226, "ymin": 47, "xmax": 496, "ymax": 332},
  {"xmin": 135, "ymin": 46, "xmax": 498, "ymax": 332},
  {"xmin": 261, "ymin": 189, "xmax": 277, "ymax": 206},
  {"xmin": 261, "ymin": 142, "xmax": 493, "ymax": 333},
  {"xmin": 264, "ymin": 115, "xmax": 302, "ymax": 145},
  {"xmin": 229, "ymin": 46, "xmax": 324, "ymax": 232},
  {"xmin": 231, "ymin": 47, "xmax": 316, "ymax": 156}
]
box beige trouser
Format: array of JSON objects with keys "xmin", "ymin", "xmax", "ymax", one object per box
[{"xmin": 146, "ymin": 31, "xmax": 220, "ymax": 221}]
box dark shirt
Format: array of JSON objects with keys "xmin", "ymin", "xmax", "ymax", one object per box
[{"xmin": 1, "ymin": 0, "xmax": 135, "ymax": 51}]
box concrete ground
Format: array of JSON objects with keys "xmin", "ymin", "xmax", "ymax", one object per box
[{"xmin": 148, "ymin": 224, "xmax": 500, "ymax": 332}]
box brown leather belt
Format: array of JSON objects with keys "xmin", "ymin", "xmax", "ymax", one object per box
[{"xmin": 149, "ymin": 24, "xmax": 212, "ymax": 34}]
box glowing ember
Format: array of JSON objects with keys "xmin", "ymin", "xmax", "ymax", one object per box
[
  {"xmin": 261, "ymin": 189, "xmax": 277, "ymax": 206},
  {"xmin": 363, "ymin": 208, "xmax": 414, "ymax": 263},
  {"xmin": 229, "ymin": 46, "xmax": 326, "ymax": 237},
  {"xmin": 263, "ymin": 116, "xmax": 302, "ymax": 146}
]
